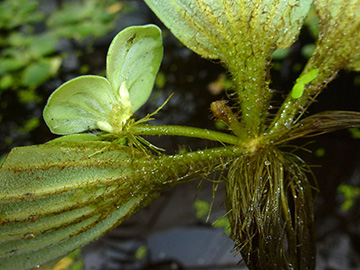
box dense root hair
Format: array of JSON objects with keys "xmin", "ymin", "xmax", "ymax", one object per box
[{"xmin": 226, "ymin": 146, "xmax": 317, "ymax": 270}]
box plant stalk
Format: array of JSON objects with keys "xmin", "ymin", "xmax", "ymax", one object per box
[{"xmin": 130, "ymin": 124, "xmax": 240, "ymax": 145}]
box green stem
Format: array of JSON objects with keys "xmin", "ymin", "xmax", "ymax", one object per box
[
  {"xmin": 130, "ymin": 124, "xmax": 240, "ymax": 145},
  {"xmin": 162, "ymin": 144, "xmax": 244, "ymax": 163},
  {"xmin": 267, "ymin": 73, "xmax": 337, "ymax": 136},
  {"xmin": 267, "ymin": 46, "xmax": 340, "ymax": 135},
  {"xmin": 226, "ymin": 53, "xmax": 272, "ymax": 137},
  {"xmin": 267, "ymin": 93, "xmax": 308, "ymax": 135},
  {"xmin": 153, "ymin": 144, "xmax": 246, "ymax": 185}
]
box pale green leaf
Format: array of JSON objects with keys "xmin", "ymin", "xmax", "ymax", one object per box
[
  {"xmin": 144, "ymin": 0, "xmax": 312, "ymax": 134},
  {"xmin": 272, "ymin": 48, "xmax": 290, "ymax": 60},
  {"xmin": 296, "ymin": 68, "xmax": 319, "ymax": 84},
  {"xmin": 0, "ymin": 142, "xmax": 157, "ymax": 269},
  {"xmin": 28, "ymin": 34, "xmax": 57, "ymax": 58},
  {"xmin": 46, "ymin": 134, "xmax": 105, "ymax": 143},
  {"xmin": 0, "ymin": 58, "xmax": 26, "ymax": 75},
  {"xmin": 43, "ymin": 25, "xmax": 164, "ymax": 136},
  {"xmin": 291, "ymin": 82, "xmax": 305, "ymax": 99},
  {"xmin": 291, "ymin": 68, "xmax": 319, "ymax": 99},
  {"xmin": 106, "ymin": 24, "xmax": 163, "ymax": 112},
  {"xmin": 194, "ymin": 200, "xmax": 210, "ymax": 219},
  {"xmin": 22, "ymin": 60, "xmax": 52, "ymax": 87},
  {"xmin": 313, "ymin": 0, "xmax": 360, "ymax": 71},
  {"xmin": 144, "ymin": 0, "xmax": 312, "ymax": 62},
  {"xmin": 0, "ymin": 74, "xmax": 14, "ymax": 89},
  {"xmin": 43, "ymin": 75, "xmax": 117, "ymax": 135},
  {"xmin": 0, "ymin": 140, "xmax": 209, "ymax": 269}
]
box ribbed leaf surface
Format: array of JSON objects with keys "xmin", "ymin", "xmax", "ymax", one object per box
[
  {"xmin": 312, "ymin": 0, "xmax": 360, "ymax": 71},
  {"xmin": 0, "ymin": 142, "xmax": 157, "ymax": 270},
  {"xmin": 144, "ymin": 0, "xmax": 312, "ymax": 62}
]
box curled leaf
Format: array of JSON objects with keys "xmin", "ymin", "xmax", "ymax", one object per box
[
  {"xmin": 107, "ymin": 24, "xmax": 163, "ymax": 112},
  {"xmin": 43, "ymin": 75, "xmax": 117, "ymax": 135}
]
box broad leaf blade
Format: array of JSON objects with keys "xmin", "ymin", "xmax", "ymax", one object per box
[
  {"xmin": 144, "ymin": 0, "xmax": 312, "ymax": 61},
  {"xmin": 0, "ymin": 142, "xmax": 142, "ymax": 198},
  {"xmin": 0, "ymin": 197, "xmax": 145, "ymax": 270},
  {"xmin": 144, "ymin": 0, "xmax": 312, "ymax": 135},
  {"xmin": 43, "ymin": 75, "xmax": 116, "ymax": 135},
  {"xmin": 312, "ymin": 0, "xmax": 360, "ymax": 71},
  {"xmin": 0, "ymin": 142, "xmax": 158, "ymax": 269},
  {"xmin": 106, "ymin": 24, "xmax": 163, "ymax": 113},
  {"xmin": 0, "ymin": 141, "xmax": 227, "ymax": 269}
]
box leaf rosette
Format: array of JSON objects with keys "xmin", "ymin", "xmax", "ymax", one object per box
[{"xmin": 43, "ymin": 24, "xmax": 163, "ymax": 135}]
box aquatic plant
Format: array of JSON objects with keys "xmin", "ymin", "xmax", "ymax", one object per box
[{"xmin": 1, "ymin": 1, "xmax": 360, "ymax": 269}]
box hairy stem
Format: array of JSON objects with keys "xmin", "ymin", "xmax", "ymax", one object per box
[
  {"xmin": 228, "ymin": 56, "xmax": 272, "ymax": 137},
  {"xmin": 130, "ymin": 124, "xmax": 240, "ymax": 145}
]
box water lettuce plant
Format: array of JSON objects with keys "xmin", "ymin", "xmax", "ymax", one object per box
[{"xmin": 1, "ymin": 1, "xmax": 360, "ymax": 269}]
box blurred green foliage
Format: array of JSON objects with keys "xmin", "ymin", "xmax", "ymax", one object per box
[
  {"xmin": 47, "ymin": 249, "xmax": 84, "ymax": 270},
  {"xmin": 314, "ymin": 148, "xmax": 326, "ymax": 157},
  {"xmin": 0, "ymin": 0, "xmax": 129, "ymax": 152},
  {"xmin": 135, "ymin": 245, "xmax": 148, "ymax": 261},
  {"xmin": 338, "ymin": 184, "xmax": 360, "ymax": 211},
  {"xmin": 349, "ymin": 128, "xmax": 360, "ymax": 139},
  {"xmin": 0, "ymin": 0, "xmax": 126, "ymax": 96},
  {"xmin": 193, "ymin": 199, "xmax": 230, "ymax": 235}
]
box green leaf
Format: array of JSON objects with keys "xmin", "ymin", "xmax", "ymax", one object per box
[
  {"xmin": 106, "ymin": 24, "xmax": 163, "ymax": 113},
  {"xmin": 0, "ymin": 58, "xmax": 26, "ymax": 75},
  {"xmin": 28, "ymin": 34, "xmax": 58, "ymax": 58},
  {"xmin": 348, "ymin": 128, "xmax": 360, "ymax": 139},
  {"xmin": 212, "ymin": 216, "xmax": 231, "ymax": 235},
  {"xmin": 0, "ymin": 74, "xmax": 14, "ymax": 89},
  {"xmin": 338, "ymin": 184, "xmax": 360, "ymax": 211},
  {"xmin": 291, "ymin": 68, "xmax": 319, "ymax": 99},
  {"xmin": 144, "ymin": 0, "xmax": 312, "ymax": 61},
  {"xmin": 291, "ymin": 82, "xmax": 305, "ymax": 99},
  {"xmin": 296, "ymin": 68, "xmax": 319, "ymax": 84},
  {"xmin": 144, "ymin": 0, "xmax": 311, "ymax": 135},
  {"xmin": 193, "ymin": 200, "xmax": 210, "ymax": 219},
  {"xmin": 0, "ymin": 0, "xmax": 44, "ymax": 30},
  {"xmin": 0, "ymin": 142, "xmax": 158, "ymax": 269},
  {"xmin": 22, "ymin": 60, "xmax": 52, "ymax": 87},
  {"xmin": 43, "ymin": 25, "xmax": 163, "ymax": 136},
  {"xmin": 272, "ymin": 48, "xmax": 290, "ymax": 60},
  {"xmin": 0, "ymin": 154, "xmax": 7, "ymax": 167},
  {"xmin": 135, "ymin": 246, "xmax": 148, "ymax": 260},
  {"xmin": 18, "ymin": 88, "xmax": 43, "ymax": 104},
  {"xmin": 47, "ymin": 0, "xmax": 115, "ymax": 41},
  {"xmin": 43, "ymin": 75, "xmax": 117, "ymax": 135},
  {"xmin": 46, "ymin": 134, "xmax": 106, "ymax": 143},
  {"xmin": 49, "ymin": 56, "xmax": 63, "ymax": 75},
  {"xmin": 301, "ymin": 44, "xmax": 316, "ymax": 59},
  {"xmin": 313, "ymin": 0, "xmax": 360, "ymax": 71},
  {"xmin": 0, "ymin": 141, "xmax": 215, "ymax": 269},
  {"xmin": 19, "ymin": 117, "xmax": 40, "ymax": 134}
]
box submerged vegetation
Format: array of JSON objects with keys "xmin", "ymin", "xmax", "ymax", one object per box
[{"xmin": 0, "ymin": 0, "xmax": 360, "ymax": 269}]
